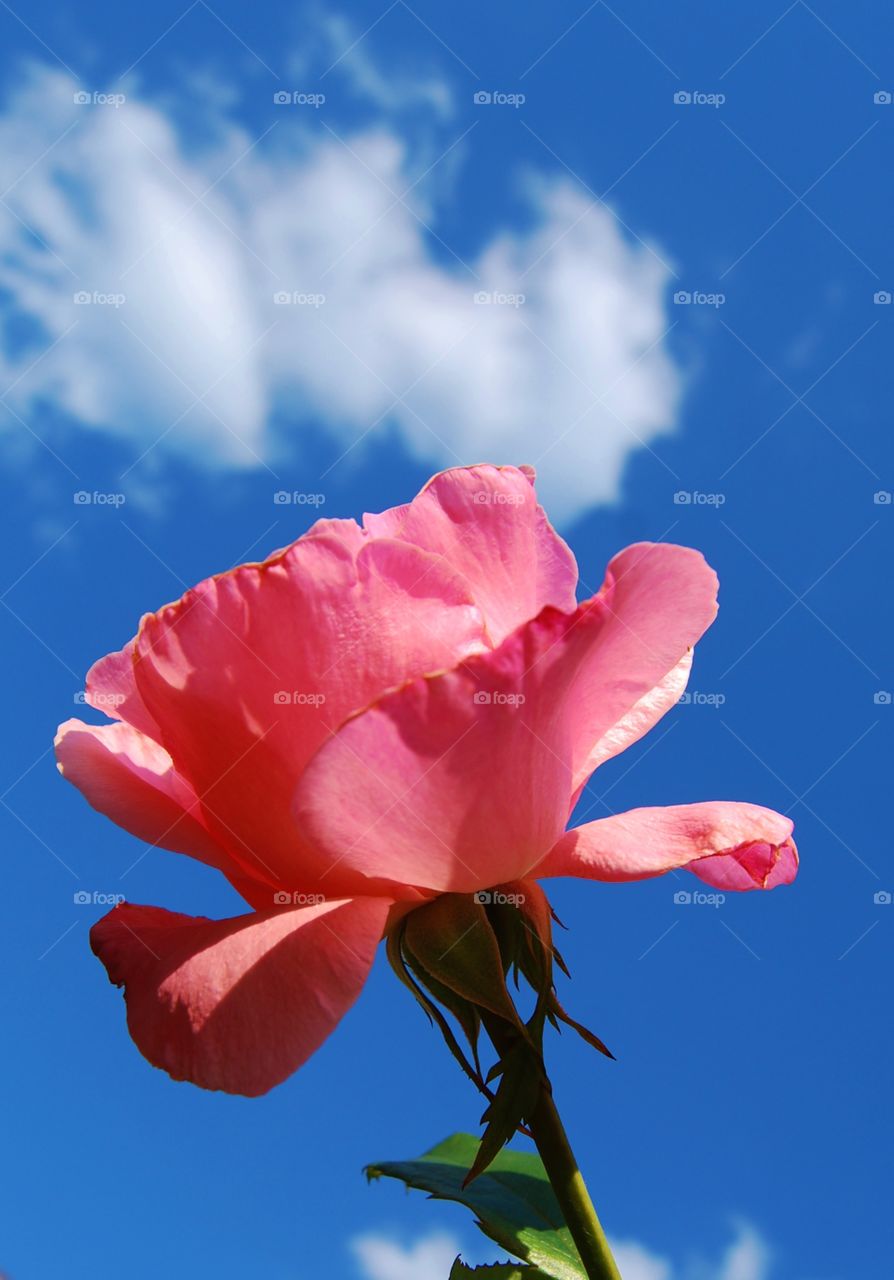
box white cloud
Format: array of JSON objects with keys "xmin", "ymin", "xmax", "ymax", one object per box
[
  {"xmin": 290, "ymin": 10, "xmax": 455, "ymax": 120},
  {"xmin": 350, "ymin": 1224, "xmax": 772, "ymax": 1280},
  {"xmin": 351, "ymin": 1230, "xmax": 462, "ymax": 1280},
  {"xmin": 0, "ymin": 62, "xmax": 681, "ymax": 522},
  {"xmin": 715, "ymin": 1224, "xmax": 771, "ymax": 1280},
  {"xmin": 610, "ymin": 1223, "xmax": 771, "ymax": 1280},
  {"xmin": 611, "ymin": 1238, "xmax": 674, "ymax": 1280}
]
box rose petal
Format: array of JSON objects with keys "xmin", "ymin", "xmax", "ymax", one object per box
[
  {"xmin": 91, "ymin": 896, "xmax": 392, "ymax": 1095},
  {"xmin": 292, "ymin": 546, "xmax": 718, "ymax": 894},
  {"xmin": 86, "ymin": 638, "xmax": 162, "ymax": 740},
  {"xmin": 566, "ymin": 542, "xmax": 718, "ymax": 792},
  {"xmin": 536, "ymin": 801, "xmax": 797, "ymax": 889},
  {"xmin": 130, "ymin": 527, "xmax": 487, "ymax": 891},
  {"xmin": 363, "ymin": 464, "xmax": 578, "ymax": 645},
  {"xmin": 294, "ymin": 603, "xmax": 627, "ymax": 894},
  {"xmin": 688, "ymin": 837, "xmax": 799, "ymax": 891},
  {"xmin": 55, "ymin": 719, "xmax": 236, "ymax": 875}
]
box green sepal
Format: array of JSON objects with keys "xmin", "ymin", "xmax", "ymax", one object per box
[
  {"xmin": 386, "ymin": 926, "xmax": 492, "ymax": 1098},
  {"xmin": 549, "ymin": 994, "xmax": 615, "ymax": 1061},
  {"xmin": 466, "ymin": 1039, "xmax": 544, "ymax": 1185},
  {"xmin": 403, "ymin": 894, "xmax": 527, "ymax": 1031}
]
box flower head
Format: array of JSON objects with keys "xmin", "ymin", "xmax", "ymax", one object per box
[{"xmin": 56, "ymin": 465, "xmax": 797, "ymax": 1095}]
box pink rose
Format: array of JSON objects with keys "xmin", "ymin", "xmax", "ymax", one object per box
[{"xmin": 56, "ymin": 465, "xmax": 796, "ymax": 1095}]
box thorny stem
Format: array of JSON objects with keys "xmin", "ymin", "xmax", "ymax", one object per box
[
  {"xmin": 527, "ymin": 1083, "xmax": 622, "ymax": 1280},
  {"xmin": 482, "ymin": 1015, "xmax": 621, "ymax": 1280}
]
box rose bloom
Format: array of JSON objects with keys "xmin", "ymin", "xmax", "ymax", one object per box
[{"xmin": 56, "ymin": 465, "xmax": 797, "ymax": 1095}]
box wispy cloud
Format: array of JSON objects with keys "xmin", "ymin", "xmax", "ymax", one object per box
[
  {"xmin": 351, "ymin": 1230, "xmax": 462, "ymax": 1280},
  {"xmin": 350, "ymin": 1224, "xmax": 772, "ymax": 1280},
  {"xmin": 0, "ymin": 61, "xmax": 680, "ymax": 522},
  {"xmin": 611, "ymin": 1223, "xmax": 771, "ymax": 1280},
  {"xmin": 611, "ymin": 1237, "xmax": 674, "ymax": 1280}
]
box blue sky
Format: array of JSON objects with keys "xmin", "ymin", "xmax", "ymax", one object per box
[{"xmin": 0, "ymin": 3, "xmax": 891, "ymax": 1278}]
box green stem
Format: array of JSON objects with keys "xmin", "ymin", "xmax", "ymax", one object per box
[
  {"xmin": 481, "ymin": 1012, "xmax": 621, "ymax": 1280},
  {"xmin": 527, "ymin": 1083, "xmax": 622, "ymax": 1280}
]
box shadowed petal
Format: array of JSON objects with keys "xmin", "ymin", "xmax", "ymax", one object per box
[{"xmin": 91, "ymin": 896, "xmax": 392, "ymax": 1095}]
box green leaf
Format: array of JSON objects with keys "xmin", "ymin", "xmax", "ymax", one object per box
[
  {"xmin": 449, "ymin": 1261, "xmax": 552, "ymax": 1278},
  {"xmin": 366, "ymin": 1133, "xmax": 586, "ymax": 1280}
]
